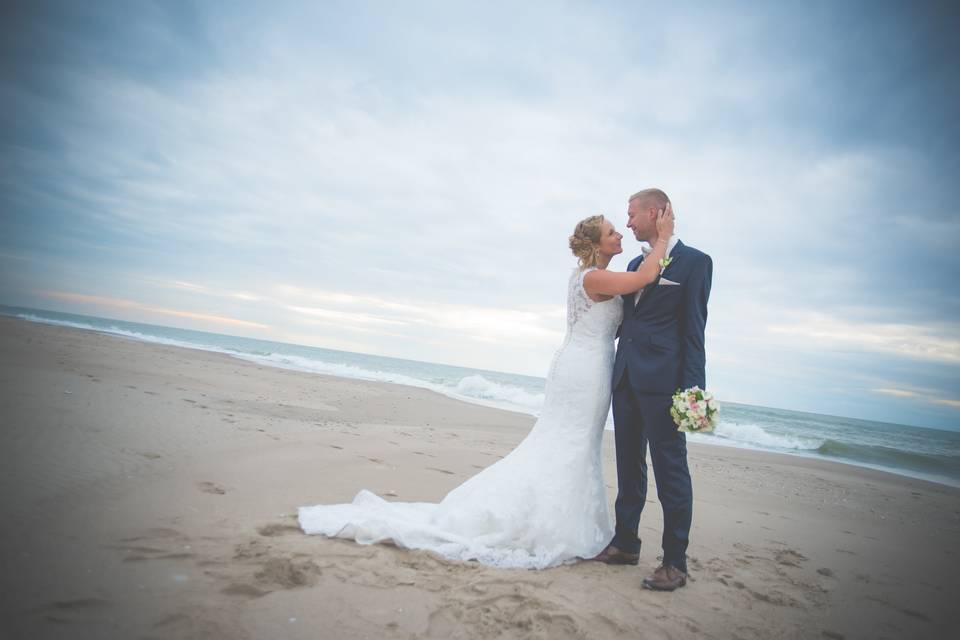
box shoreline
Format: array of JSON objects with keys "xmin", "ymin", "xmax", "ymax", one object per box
[
  {"xmin": 5, "ymin": 311, "xmax": 956, "ymax": 490},
  {"xmin": 2, "ymin": 316, "xmax": 958, "ymax": 639}
]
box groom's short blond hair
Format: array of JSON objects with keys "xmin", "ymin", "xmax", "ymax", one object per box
[{"xmin": 629, "ymin": 188, "xmax": 670, "ymax": 210}]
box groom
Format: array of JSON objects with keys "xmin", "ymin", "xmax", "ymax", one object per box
[{"xmin": 593, "ymin": 188, "xmax": 713, "ymax": 591}]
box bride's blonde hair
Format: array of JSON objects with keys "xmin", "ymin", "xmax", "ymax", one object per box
[{"xmin": 569, "ymin": 215, "xmax": 604, "ymax": 269}]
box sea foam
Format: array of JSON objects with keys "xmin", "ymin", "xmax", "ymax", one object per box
[
  {"xmin": 454, "ymin": 375, "xmax": 545, "ymax": 412},
  {"xmin": 700, "ymin": 420, "xmax": 824, "ymax": 452}
]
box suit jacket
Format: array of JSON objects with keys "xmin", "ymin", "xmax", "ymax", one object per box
[{"xmin": 612, "ymin": 240, "xmax": 713, "ymax": 395}]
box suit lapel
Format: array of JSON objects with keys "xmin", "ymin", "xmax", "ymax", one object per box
[
  {"xmin": 634, "ymin": 240, "xmax": 685, "ymax": 314},
  {"xmin": 624, "ymin": 255, "xmax": 642, "ymax": 316},
  {"xmin": 658, "ymin": 239, "xmax": 684, "ymax": 281}
]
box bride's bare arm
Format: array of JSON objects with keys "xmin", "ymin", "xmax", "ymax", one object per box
[{"xmin": 584, "ymin": 205, "xmax": 674, "ymax": 297}]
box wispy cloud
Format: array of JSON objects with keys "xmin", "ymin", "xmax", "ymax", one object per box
[
  {"xmin": 285, "ymin": 304, "xmax": 409, "ymax": 327},
  {"xmin": 768, "ymin": 313, "xmax": 960, "ymax": 364},
  {"xmin": 873, "ymin": 388, "xmax": 921, "ymax": 399},
  {"xmin": 171, "ymin": 281, "xmax": 208, "ymax": 292},
  {"xmin": 873, "ymin": 388, "xmax": 960, "ymax": 411},
  {"xmin": 275, "ymin": 284, "xmax": 565, "ymax": 347},
  {"xmin": 37, "ymin": 291, "xmax": 269, "ymax": 331}
]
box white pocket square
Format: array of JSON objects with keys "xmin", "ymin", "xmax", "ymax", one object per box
[{"xmin": 658, "ymin": 278, "xmax": 680, "ymax": 286}]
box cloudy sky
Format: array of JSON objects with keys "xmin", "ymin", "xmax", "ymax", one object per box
[{"xmin": 1, "ymin": 1, "xmax": 958, "ymax": 429}]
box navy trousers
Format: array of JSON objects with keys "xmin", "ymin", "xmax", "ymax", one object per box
[{"xmin": 611, "ymin": 372, "xmax": 693, "ymax": 573}]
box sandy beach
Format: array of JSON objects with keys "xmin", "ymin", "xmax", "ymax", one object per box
[{"xmin": 1, "ymin": 316, "xmax": 957, "ymax": 639}]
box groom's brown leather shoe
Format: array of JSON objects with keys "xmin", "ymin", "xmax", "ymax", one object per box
[
  {"xmin": 590, "ymin": 544, "xmax": 639, "ymax": 565},
  {"xmin": 641, "ymin": 564, "xmax": 687, "ymax": 591}
]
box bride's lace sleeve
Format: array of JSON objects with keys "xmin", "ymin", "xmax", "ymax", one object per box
[{"xmin": 566, "ymin": 267, "xmax": 596, "ymax": 328}]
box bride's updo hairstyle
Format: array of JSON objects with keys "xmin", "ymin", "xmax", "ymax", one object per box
[{"xmin": 569, "ymin": 215, "xmax": 604, "ymax": 269}]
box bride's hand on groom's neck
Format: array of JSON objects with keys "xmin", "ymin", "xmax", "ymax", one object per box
[{"xmin": 655, "ymin": 202, "xmax": 675, "ymax": 240}]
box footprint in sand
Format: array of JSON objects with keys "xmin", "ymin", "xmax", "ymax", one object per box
[
  {"xmin": 153, "ymin": 613, "xmax": 191, "ymax": 629},
  {"xmin": 427, "ymin": 467, "xmax": 456, "ymax": 475},
  {"xmin": 120, "ymin": 527, "xmax": 184, "ymax": 542},
  {"xmin": 427, "ymin": 591, "xmax": 579, "ymax": 639},
  {"xmin": 119, "ymin": 545, "xmax": 167, "ymax": 554},
  {"xmin": 123, "ymin": 551, "xmax": 194, "ymax": 563},
  {"xmin": 750, "ymin": 588, "xmax": 800, "ymax": 607},
  {"xmin": 111, "ymin": 527, "xmax": 196, "ymax": 563},
  {"xmin": 221, "ymin": 583, "xmax": 269, "ymax": 599},
  {"xmin": 718, "ymin": 577, "xmax": 747, "ymax": 589},
  {"xmin": 774, "ymin": 549, "xmax": 807, "ymax": 567},
  {"xmin": 48, "ymin": 598, "xmax": 110, "ymax": 611},
  {"xmin": 257, "ymin": 523, "xmax": 302, "ymax": 537},
  {"xmin": 255, "ymin": 557, "xmax": 322, "ymax": 588},
  {"xmin": 896, "ymin": 607, "xmax": 931, "ymax": 622},
  {"xmin": 197, "ymin": 481, "xmax": 227, "ymax": 495}
]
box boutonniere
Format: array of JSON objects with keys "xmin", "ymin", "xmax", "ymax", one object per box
[{"xmin": 658, "ymin": 256, "xmax": 674, "ymax": 274}]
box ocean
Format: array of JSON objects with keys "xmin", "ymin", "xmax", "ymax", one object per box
[{"xmin": 4, "ymin": 305, "xmax": 959, "ymax": 488}]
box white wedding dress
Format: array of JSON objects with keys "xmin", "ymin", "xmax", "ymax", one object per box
[{"xmin": 298, "ymin": 267, "xmax": 622, "ymax": 569}]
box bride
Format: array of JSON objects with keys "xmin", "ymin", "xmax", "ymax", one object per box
[{"xmin": 299, "ymin": 207, "xmax": 676, "ymax": 569}]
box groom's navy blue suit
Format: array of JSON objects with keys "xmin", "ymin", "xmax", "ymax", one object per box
[{"xmin": 611, "ymin": 239, "xmax": 712, "ymax": 573}]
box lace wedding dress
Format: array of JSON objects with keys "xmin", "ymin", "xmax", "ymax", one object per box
[{"xmin": 298, "ymin": 267, "xmax": 622, "ymax": 569}]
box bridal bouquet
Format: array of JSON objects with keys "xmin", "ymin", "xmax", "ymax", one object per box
[{"xmin": 670, "ymin": 387, "xmax": 719, "ymax": 433}]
